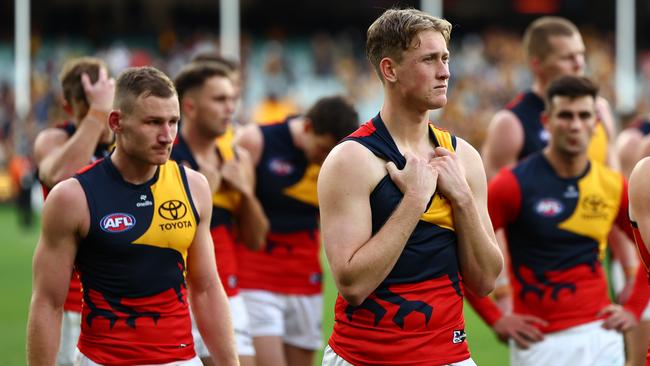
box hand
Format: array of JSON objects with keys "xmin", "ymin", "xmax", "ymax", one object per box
[
  {"xmin": 221, "ymin": 159, "xmax": 253, "ymax": 196},
  {"xmin": 492, "ymin": 314, "xmax": 548, "ymax": 349},
  {"xmin": 428, "ymin": 147, "xmax": 471, "ymax": 203},
  {"xmin": 598, "ymin": 304, "xmax": 638, "ymax": 332},
  {"xmin": 386, "ymin": 152, "xmax": 438, "ymax": 211},
  {"xmin": 81, "ymin": 67, "xmax": 115, "ymax": 112}
]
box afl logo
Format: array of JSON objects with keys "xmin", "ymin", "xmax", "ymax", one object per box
[
  {"xmin": 100, "ymin": 213, "xmax": 136, "ymax": 233},
  {"xmin": 158, "ymin": 200, "xmax": 187, "ymax": 220},
  {"xmin": 269, "ymin": 159, "xmax": 294, "ymax": 176},
  {"xmin": 535, "ymin": 198, "xmax": 564, "ymax": 217}
]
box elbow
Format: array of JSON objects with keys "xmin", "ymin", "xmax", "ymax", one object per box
[
  {"xmin": 468, "ymin": 280, "xmax": 497, "ymax": 297},
  {"xmin": 244, "ymin": 235, "xmax": 267, "ymax": 252},
  {"xmin": 335, "ymin": 277, "xmax": 369, "ymax": 307}
]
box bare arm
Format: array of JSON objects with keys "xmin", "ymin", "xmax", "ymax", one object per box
[
  {"xmin": 223, "ymin": 147, "xmax": 269, "ymax": 251},
  {"xmin": 432, "ymin": 140, "xmax": 503, "ymax": 296},
  {"xmin": 630, "ymin": 157, "xmax": 650, "ymax": 255},
  {"xmin": 34, "ymin": 68, "xmax": 115, "ymax": 188},
  {"xmin": 615, "ymin": 129, "xmax": 642, "ymax": 179},
  {"xmin": 185, "ymin": 169, "xmax": 238, "ymax": 366},
  {"xmin": 481, "ymin": 110, "xmax": 523, "ymax": 180},
  {"xmin": 27, "ymin": 179, "xmax": 87, "ymax": 365},
  {"xmin": 319, "ymin": 142, "xmax": 437, "ymax": 306},
  {"xmin": 596, "ymin": 96, "xmax": 621, "ymax": 172}
]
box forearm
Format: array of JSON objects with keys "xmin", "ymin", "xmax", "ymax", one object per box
[
  {"xmin": 453, "ymin": 194, "xmax": 503, "ymax": 296},
  {"xmin": 190, "ymin": 283, "xmax": 238, "ymax": 366},
  {"xmin": 236, "ymin": 192, "xmax": 269, "ymax": 251},
  {"xmin": 27, "ymin": 296, "xmax": 63, "ymax": 366},
  {"xmin": 39, "ymin": 118, "xmax": 105, "ymax": 187},
  {"xmin": 609, "ymin": 227, "xmax": 639, "ymax": 282},
  {"xmin": 335, "ymin": 194, "xmax": 424, "ymax": 306}
]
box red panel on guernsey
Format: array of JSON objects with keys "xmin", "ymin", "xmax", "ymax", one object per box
[
  {"xmin": 511, "ymin": 264, "xmax": 611, "ymax": 333},
  {"xmin": 329, "ymin": 277, "xmax": 468, "ymax": 365},
  {"xmin": 63, "ymin": 274, "xmax": 83, "ymax": 312},
  {"xmin": 211, "ymin": 225, "xmax": 238, "ymax": 297},
  {"xmin": 237, "ymin": 230, "xmax": 321, "ymax": 295},
  {"xmin": 348, "ymin": 120, "xmax": 376, "ymax": 138},
  {"xmin": 77, "ymin": 287, "xmax": 194, "ymax": 365}
]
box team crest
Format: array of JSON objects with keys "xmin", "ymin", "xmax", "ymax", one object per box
[{"xmin": 535, "ymin": 198, "xmax": 564, "ymax": 217}]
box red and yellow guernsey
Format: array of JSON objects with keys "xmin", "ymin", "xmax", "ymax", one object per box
[
  {"xmin": 74, "ymin": 158, "xmax": 198, "ymax": 365},
  {"xmin": 466, "ymin": 153, "xmax": 650, "ymax": 332},
  {"xmin": 328, "ymin": 115, "xmax": 469, "ymax": 365}
]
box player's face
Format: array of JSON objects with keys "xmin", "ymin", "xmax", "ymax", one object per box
[
  {"xmin": 394, "ymin": 30, "xmax": 450, "ymax": 111},
  {"xmin": 194, "ymin": 76, "xmax": 237, "ymax": 138},
  {"xmin": 119, "ymin": 95, "xmax": 180, "ymax": 166},
  {"xmin": 546, "ymin": 95, "xmax": 595, "ymax": 157},
  {"xmin": 539, "ymin": 34, "xmax": 586, "ymax": 80},
  {"xmin": 303, "ymin": 132, "xmax": 338, "ymax": 165}
]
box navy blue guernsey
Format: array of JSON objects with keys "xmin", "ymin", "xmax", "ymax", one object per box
[
  {"xmin": 74, "ymin": 157, "xmax": 201, "ymax": 364},
  {"xmin": 255, "ymin": 119, "xmax": 319, "ymax": 232},
  {"xmin": 507, "ymin": 91, "xmax": 548, "ymax": 160},
  {"xmin": 328, "ymin": 114, "xmax": 470, "ymax": 366}
]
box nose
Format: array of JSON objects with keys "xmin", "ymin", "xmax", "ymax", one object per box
[
  {"xmin": 437, "ymin": 61, "xmax": 450, "ymax": 81},
  {"xmin": 159, "ymin": 122, "xmax": 176, "ymax": 144}
]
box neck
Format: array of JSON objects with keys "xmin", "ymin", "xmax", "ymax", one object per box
[
  {"xmin": 181, "ymin": 120, "xmax": 218, "ymax": 158},
  {"xmin": 380, "ymin": 92, "xmax": 432, "ymax": 147},
  {"xmin": 110, "ymin": 148, "xmax": 159, "ymax": 185},
  {"xmin": 542, "ymin": 147, "xmax": 589, "ymax": 178},
  {"xmin": 531, "ymin": 78, "xmax": 548, "ymax": 99}
]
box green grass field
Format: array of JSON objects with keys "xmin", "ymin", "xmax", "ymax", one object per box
[{"xmin": 0, "ymin": 205, "xmax": 507, "ymax": 365}]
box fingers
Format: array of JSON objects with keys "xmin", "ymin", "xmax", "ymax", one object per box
[
  {"xmin": 521, "ymin": 314, "xmax": 549, "ymax": 327},
  {"xmin": 81, "ymin": 72, "xmax": 92, "ymax": 92},
  {"xmin": 433, "ymin": 146, "xmax": 451, "ymax": 157},
  {"xmin": 99, "ymin": 66, "xmax": 108, "ymax": 81},
  {"xmin": 385, "ymin": 161, "xmax": 399, "ymax": 179},
  {"xmin": 596, "ymin": 304, "xmax": 618, "ymax": 317}
]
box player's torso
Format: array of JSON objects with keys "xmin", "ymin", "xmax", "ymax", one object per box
[
  {"xmin": 75, "ymin": 158, "xmax": 198, "ymax": 364},
  {"xmin": 237, "ymin": 120, "xmax": 322, "ymax": 294},
  {"xmin": 506, "ymin": 154, "xmax": 623, "ymax": 332},
  {"xmin": 328, "ymin": 114, "xmax": 469, "ymax": 366}
]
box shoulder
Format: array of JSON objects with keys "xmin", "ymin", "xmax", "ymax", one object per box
[
  {"xmin": 488, "ymin": 109, "xmax": 522, "ymax": 132},
  {"xmin": 34, "ymin": 127, "xmax": 71, "ymax": 163},
  {"xmin": 630, "ymin": 157, "xmax": 650, "ymax": 185},
  {"xmin": 234, "ymin": 123, "xmax": 263, "ymax": 164},
  {"xmin": 42, "ymin": 178, "xmax": 88, "ymax": 233},
  {"xmin": 318, "ymin": 140, "xmax": 384, "ymax": 194},
  {"xmin": 182, "ymin": 166, "xmax": 212, "ymax": 215}
]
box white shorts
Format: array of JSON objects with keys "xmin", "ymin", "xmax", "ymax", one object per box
[
  {"xmin": 509, "ymin": 320, "xmax": 624, "ymax": 366},
  {"xmin": 57, "ymin": 310, "xmax": 82, "ymax": 366},
  {"xmin": 322, "ymin": 345, "xmax": 476, "ymax": 366},
  {"xmin": 240, "ymin": 290, "xmax": 322, "ymax": 350},
  {"xmin": 75, "ymin": 353, "xmax": 202, "ymax": 366},
  {"xmin": 192, "ymin": 295, "xmax": 255, "ymax": 357}
]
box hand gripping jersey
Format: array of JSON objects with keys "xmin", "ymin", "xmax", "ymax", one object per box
[
  {"xmin": 38, "ymin": 122, "xmax": 112, "ymax": 313},
  {"xmin": 486, "ymin": 153, "xmax": 631, "ymax": 332},
  {"xmin": 507, "ymin": 91, "xmax": 609, "ymax": 163},
  {"xmin": 75, "ymin": 158, "xmax": 199, "ymax": 365},
  {"xmin": 171, "ymin": 134, "xmax": 241, "ymax": 297},
  {"xmin": 237, "ymin": 119, "xmax": 322, "ymax": 295},
  {"xmin": 328, "ymin": 115, "xmax": 469, "ymax": 366}
]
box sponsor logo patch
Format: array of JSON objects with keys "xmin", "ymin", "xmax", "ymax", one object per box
[
  {"xmin": 269, "ymin": 159, "xmax": 294, "ymax": 176},
  {"xmin": 452, "ymin": 329, "xmax": 467, "ymax": 344},
  {"xmin": 100, "ymin": 213, "xmax": 136, "ymax": 233},
  {"xmin": 158, "ymin": 200, "xmax": 187, "ymax": 220}
]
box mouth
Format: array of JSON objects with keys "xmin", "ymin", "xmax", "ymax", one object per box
[{"xmin": 434, "ymin": 85, "xmax": 447, "ymax": 90}]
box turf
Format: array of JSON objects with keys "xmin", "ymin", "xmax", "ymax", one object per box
[{"xmin": 0, "ymin": 205, "xmax": 507, "ymax": 366}]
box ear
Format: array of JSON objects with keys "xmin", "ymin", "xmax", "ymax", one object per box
[
  {"xmin": 108, "ymin": 110, "xmax": 122, "ymax": 133},
  {"xmin": 62, "ymin": 100, "xmax": 73, "ymax": 116},
  {"xmin": 303, "ymin": 118, "xmax": 313, "ymax": 133},
  {"xmin": 379, "ymin": 57, "xmax": 398, "ymax": 83},
  {"xmin": 529, "ymin": 56, "xmax": 542, "ymax": 76},
  {"xmin": 181, "ymin": 97, "xmax": 196, "ymax": 120}
]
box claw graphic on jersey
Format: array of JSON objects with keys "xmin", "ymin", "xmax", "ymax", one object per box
[{"xmin": 345, "ymin": 287, "xmax": 434, "ymax": 329}]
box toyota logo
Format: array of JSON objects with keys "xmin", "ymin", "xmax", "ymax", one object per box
[{"xmin": 158, "ymin": 200, "xmax": 187, "ymax": 220}]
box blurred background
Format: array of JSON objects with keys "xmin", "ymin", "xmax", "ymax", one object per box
[{"xmin": 1, "ymin": 0, "xmax": 648, "ymax": 364}]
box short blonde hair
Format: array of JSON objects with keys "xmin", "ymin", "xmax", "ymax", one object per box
[
  {"xmin": 366, "ymin": 8, "xmax": 452, "ymax": 81},
  {"xmin": 523, "ymin": 16, "xmax": 580, "ymax": 61}
]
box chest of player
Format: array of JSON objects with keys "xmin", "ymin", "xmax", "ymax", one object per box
[{"xmin": 512, "ymin": 168, "xmax": 620, "ymax": 247}]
